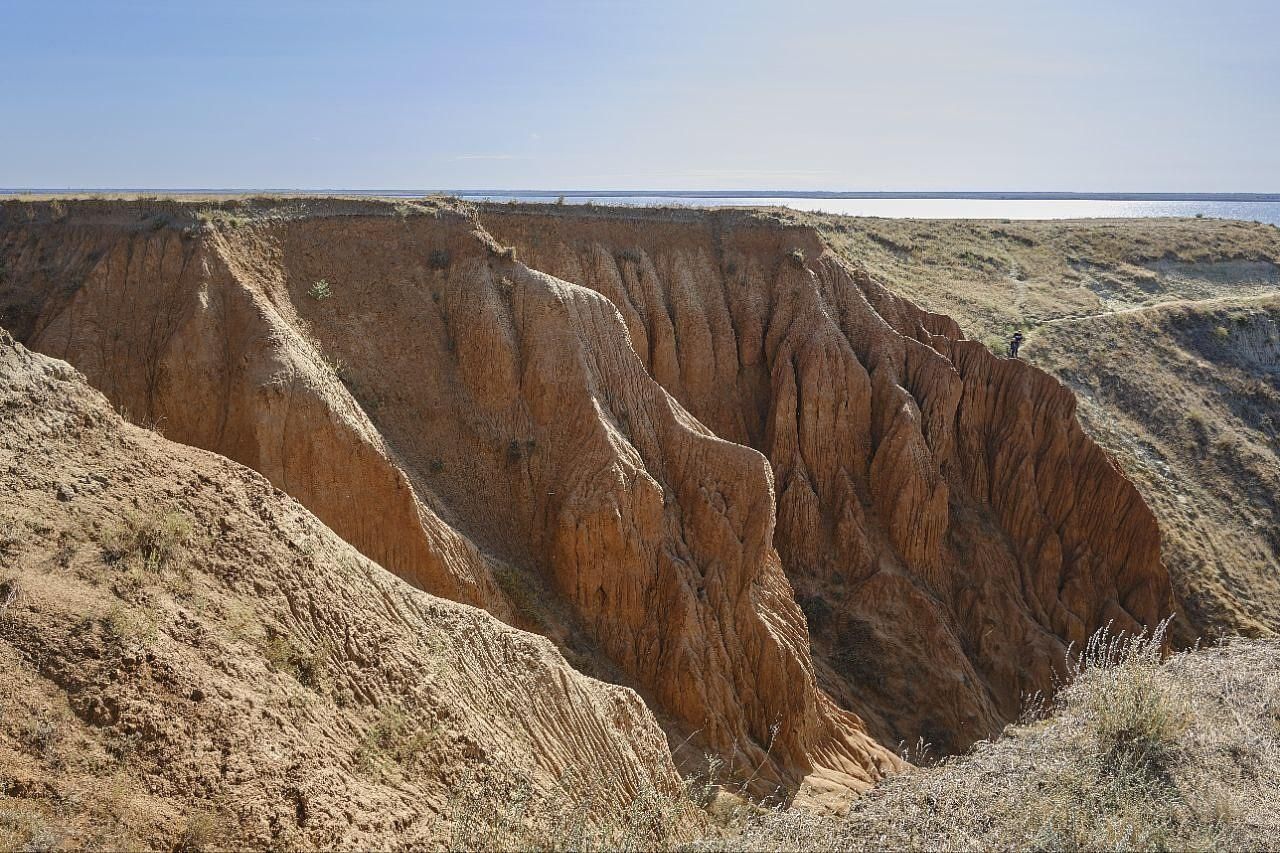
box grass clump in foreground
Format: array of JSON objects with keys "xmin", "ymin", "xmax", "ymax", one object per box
[
  {"xmin": 400, "ymin": 625, "xmax": 1279, "ymax": 850},
  {"xmin": 695, "ymin": 623, "xmax": 1280, "ymax": 852},
  {"xmin": 444, "ymin": 766, "xmax": 717, "ymax": 853}
]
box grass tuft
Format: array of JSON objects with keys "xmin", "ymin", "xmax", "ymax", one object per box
[
  {"xmin": 354, "ymin": 705, "xmax": 439, "ymax": 778},
  {"xmin": 698, "ymin": 625, "xmax": 1280, "ymax": 851},
  {"xmin": 262, "ymin": 631, "xmax": 327, "ymax": 690}
]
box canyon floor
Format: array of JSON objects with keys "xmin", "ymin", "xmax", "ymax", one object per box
[{"xmin": 1, "ymin": 197, "xmax": 1277, "ymax": 850}]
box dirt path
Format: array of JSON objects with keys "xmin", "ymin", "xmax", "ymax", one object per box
[{"xmin": 1040, "ymin": 289, "xmax": 1280, "ymax": 327}]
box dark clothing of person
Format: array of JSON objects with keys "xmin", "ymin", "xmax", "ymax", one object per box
[{"xmin": 1009, "ymin": 333, "xmax": 1024, "ymax": 358}]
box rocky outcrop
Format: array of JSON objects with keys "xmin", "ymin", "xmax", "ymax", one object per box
[{"xmin": 0, "ymin": 197, "xmax": 1174, "ymax": 796}]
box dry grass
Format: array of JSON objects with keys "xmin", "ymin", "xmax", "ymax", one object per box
[
  {"xmin": 0, "ymin": 803, "xmax": 64, "ymax": 853},
  {"xmin": 99, "ymin": 509, "xmax": 193, "ymax": 575},
  {"xmin": 808, "ymin": 215, "xmax": 1280, "ymax": 640},
  {"xmin": 260, "ymin": 631, "xmax": 328, "ymax": 690},
  {"xmin": 809, "ymin": 214, "xmax": 1280, "ymax": 343},
  {"xmin": 353, "ymin": 705, "xmax": 439, "ymax": 779},
  {"xmin": 97, "ymin": 509, "xmax": 197, "ymax": 604},
  {"xmin": 384, "ymin": 628, "xmax": 1277, "ymax": 849},
  {"xmin": 1029, "ymin": 299, "xmax": 1280, "ymax": 637},
  {"xmin": 696, "ymin": 626, "xmax": 1280, "ymax": 851},
  {"xmin": 326, "ymin": 625, "xmax": 1276, "ymax": 850},
  {"xmin": 442, "ymin": 768, "xmax": 718, "ymax": 852}
]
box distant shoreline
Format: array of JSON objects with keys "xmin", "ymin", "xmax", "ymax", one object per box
[
  {"xmin": 3, "ymin": 188, "xmax": 1279, "ymax": 203},
  {"xmin": 457, "ymin": 190, "xmax": 1280, "ymax": 203}
]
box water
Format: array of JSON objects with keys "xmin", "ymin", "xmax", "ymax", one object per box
[
  {"xmin": 459, "ymin": 194, "xmax": 1280, "ymax": 226},
  {"xmin": 6, "ymin": 189, "xmax": 1280, "ymax": 225}
]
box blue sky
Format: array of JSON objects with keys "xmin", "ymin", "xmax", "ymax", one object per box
[{"xmin": 2, "ymin": 0, "xmax": 1277, "ymax": 191}]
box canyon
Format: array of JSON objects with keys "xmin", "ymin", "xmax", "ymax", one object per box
[{"xmin": 0, "ymin": 197, "xmax": 1197, "ymax": 846}]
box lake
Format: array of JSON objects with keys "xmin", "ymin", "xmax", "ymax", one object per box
[
  {"xmin": 459, "ymin": 194, "xmax": 1280, "ymax": 226},
  {"xmin": 7, "ymin": 190, "xmax": 1280, "ymax": 226}
]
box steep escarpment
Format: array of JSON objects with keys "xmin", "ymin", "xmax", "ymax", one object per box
[
  {"xmin": 806, "ymin": 213, "xmax": 1280, "ymax": 641},
  {"xmin": 0, "ymin": 330, "xmax": 684, "ymax": 850},
  {"xmin": 482, "ymin": 204, "xmax": 1175, "ymax": 751},
  {"xmin": 1031, "ymin": 297, "xmax": 1280, "ymax": 636},
  {"xmin": 0, "ymin": 199, "xmax": 896, "ymax": 801},
  {"xmin": 0, "ymin": 197, "xmax": 1174, "ymax": 797}
]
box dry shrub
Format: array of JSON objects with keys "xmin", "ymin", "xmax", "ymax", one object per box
[
  {"xmin": 173, "ymin": 810, "xmax": 228, "ymax": 852},
  {"xmin": 100, "ymin": 510, "xmax": 193, "ymax": 574},
  {"xmin": 697, "ymin": 624, "xmax": 1280, "ymax": 851},
  {"xmin": 0, "ymin": 577, "xmax": 19, "ymax": 616},
  {"xmin": 1067, "ymin": 619, "xmax": 1188, "ymax": 771},
  {"xmin": 261, "ymin": 631, "xmax": 327, "ymax": 690},
  {"xmin": 97, "ymin": 510, "xmax": 197, "ymax": 603},
  {"xmin": 19, "ymin": 713, "xmax": 61, "ymax": 760},
  {"xmin": 354, "ymin": 705, "xmax": 438, "ymax": 778},
  {"xmin": 0, "ymin": 803, "xmax": 63, "ymax": 853}
]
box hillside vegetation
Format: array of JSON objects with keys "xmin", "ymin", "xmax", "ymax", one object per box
[
  {"xmin": 810, "ymin": 215, "xmax": 1280, "ymax": 342},
  {"xmin": 711, "ymin": 631, "xmax": 1280, "ymax": 851},
  {"xmin": 813, "ymin": 214, "xmax": 1280, "ymax": 639}
]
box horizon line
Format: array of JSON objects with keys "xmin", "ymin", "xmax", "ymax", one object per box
[{"xmin": 3, "ymin": 188, "xmax": 1279, "ymax": 203}]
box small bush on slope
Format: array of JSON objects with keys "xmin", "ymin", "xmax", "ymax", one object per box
[{"xmin": 697, "ymin": 628, "xmax": 1280, "ymax": 852}]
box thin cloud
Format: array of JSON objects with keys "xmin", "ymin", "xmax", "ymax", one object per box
[
  {"xmin": 678, "ymin": 169, "xmax": 836, "ymax": 179},
  {"xmin": 572, "ymin": 168, "xmax": 836, "ymax": 184}
]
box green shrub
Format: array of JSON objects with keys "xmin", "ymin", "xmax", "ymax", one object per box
[{"xmin": 308, "ymin": 279, "xmax": 332, "ymax": 300}]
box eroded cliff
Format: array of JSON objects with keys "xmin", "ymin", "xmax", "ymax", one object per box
[
  {"xmin": 0, "ymin": 197, "xmax": 1175, "ymax": 798},
  {"xmin": 480, "ymin": 204, "xmax": 1175, "ymax": 751},
  {"xmin": 0, "ymin": 329, "xmax": 686, "ymax": 849}
]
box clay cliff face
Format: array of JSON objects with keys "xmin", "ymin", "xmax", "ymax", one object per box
[
  {"xmin": 0, "ymin": 198, "xmax": 1174, "ymax": 795},
  {"xmin": 482, "ymin": 205, "xmax": 1175, "ymax": 751}
]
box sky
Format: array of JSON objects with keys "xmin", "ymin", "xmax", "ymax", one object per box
[{"xmin": 2, "ymin": 0, "xmax": 1277, "ymax": 191}]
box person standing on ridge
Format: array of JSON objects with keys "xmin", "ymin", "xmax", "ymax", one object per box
[{"xmin": 1009, "ymin": 331, "xmax": 1024, "ymax": 358}]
